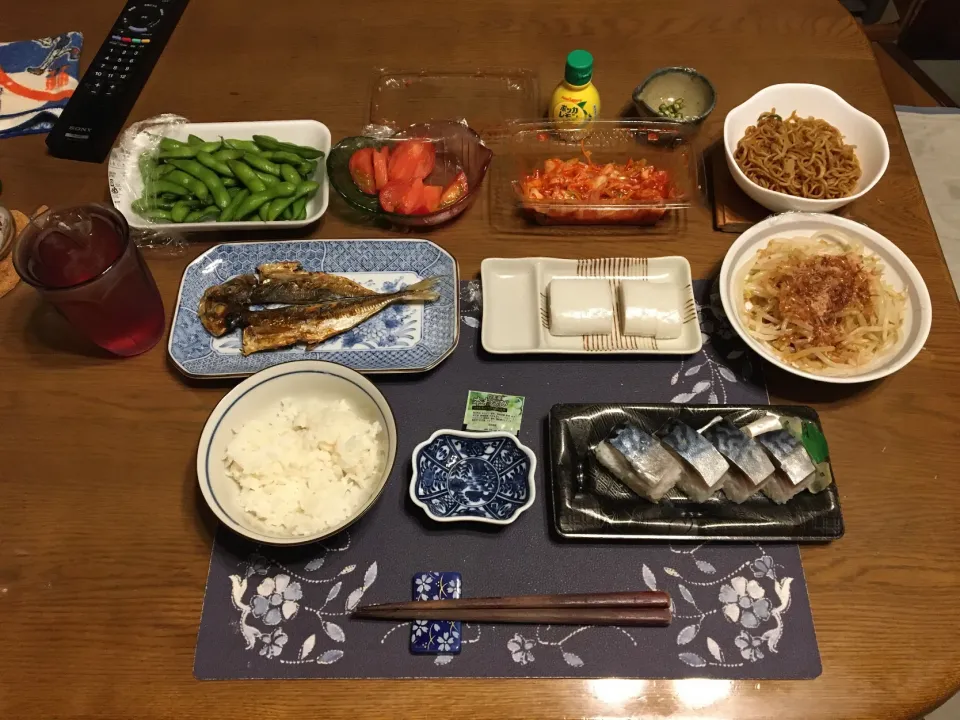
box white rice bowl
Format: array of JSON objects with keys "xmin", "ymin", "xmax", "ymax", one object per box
[
  {"xmin": 197, "ymin": 360, "xmax": 397, "ymax": 545},
  {"xmin": 225, "ymin": 398, "xmax": 385, "ymax": 536}
]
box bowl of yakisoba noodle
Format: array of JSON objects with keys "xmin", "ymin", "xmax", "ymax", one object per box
[
  {"xmin": 719, "ymin": 212, "xmax": 931, "ymax": 384},
  {"xmin": 723, "ymin": 84, "xmax": 889, "ymax": 213}
]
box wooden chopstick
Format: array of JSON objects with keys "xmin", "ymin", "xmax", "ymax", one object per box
[
  {"xmin": 353, "ymin": 606, "xmax": 671, "ymax": 626},
  {"xmin": 365, "ymin": 590, "xmax": 669, "ymax": 612},
  {"xmin": 353, "ymin": 591, "xmax": 672, "ymax": 627}
]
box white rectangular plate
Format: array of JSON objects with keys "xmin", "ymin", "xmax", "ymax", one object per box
[
  {"xmin": 108, "ymin": 119, "xmax": 330, "ymax": 231},
  {"xmin": 169, "ymin": 239, "xmax": 459, "ymax": 378},
  {"xmin": 480, "ymin": 256, "xmax": 702, "ymax": 355}
]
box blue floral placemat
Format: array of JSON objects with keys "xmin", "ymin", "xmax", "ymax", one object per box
[{"xmin": 194, "ymin": 280, "xmax": 822, "ymax": 680}]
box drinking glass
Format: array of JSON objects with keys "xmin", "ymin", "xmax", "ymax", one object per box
[{"xmin": 13, "ymin": 204, "xmax": 165, "ymax": 356}]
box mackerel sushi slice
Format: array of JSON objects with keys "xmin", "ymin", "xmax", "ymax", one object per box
[
  {"xmin": 657, "ymin": 419, "xmax": 729, "ymax": 502},
  {"xmin": 756, "ymin": 430, "xmax": 816, "ymax": 485},
  {"xmin": 753, "ymin": 429, "xmax": 817, "ymax": 503},
  {"xmin": 702, "ymin": 418, "xmax": 775, "ymax": 485},
  {"xmin": 702, "ymin": 418, "xmax": 775, "ymax": 503},
  {"xmin": 594, "ymin": 422, "xmax": 682, "ymax": 502},
  {"xmin": 762, "ymin": 470, "xmax": 817, "ymax": 504}
]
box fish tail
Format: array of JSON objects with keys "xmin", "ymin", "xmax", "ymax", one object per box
[{"xmin": 398, "ymin": 276, "xmax": 440, "ymax": 302}]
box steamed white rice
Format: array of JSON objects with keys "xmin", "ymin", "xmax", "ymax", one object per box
[{"xmin": 224, "ymin": 397, "xmax": 385, "ymax": 536}]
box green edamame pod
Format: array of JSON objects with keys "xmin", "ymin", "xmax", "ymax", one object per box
[
  {"xmin": 280, "ymin": 164, "xmax": 302, "ymax": 185},
  {"xmin": 138, "ymin": 152, "xmax": 158, "ymax": 178},
  {"xmin": 263, "ymin": 150, "xmax": 304, "ymax": 164},
  {"xmin": 196, "ymin": 205, "xmax": 221, "ymax": 222},
  {"xmin": 297, "ymin": 160, "xmax": 318, "ymax": 178},
  {"xmin": 213, "ymin": 148, "xmax": 243, "ymax": 163},
  {"xmin": 187, "ymin": 134, "xmax": 205, "ymax": 145},
  {"xmin": 269, "ymin": 181, "xmax": 298, "ymax": 198},
  {"xmin": 293, "ymin": 180, "xmax": 320, "ymax": 198},
  {"xmin": 228, "ymin": 186, "xmax": 242, "ymax": 197},
  {"xmin": 252, "ymin": 134, "xmax": 282, "ymax": 151},
  {"xmin": 224, "ymin": 138, "xmax": 261, "ymax": 153},
  {"xmin": 275, "ymin": 140, "xmax": 323, "ymax": 159},
  {"xmin": 196, "ymin": 151, "xmax": 234, "ymax": 177},
  {"xmin": 254, "ymin": 170, "xmax": 278, "ymax": 186},
  {"xmin": 158, "ymin": 145, "xmax": 200, "ymax": 159},
  {"xmin": 144, "ymin": 208, "xmax": 174, "ymax": 222},
  {"xmin": 283, "ymin": 205, "xmax": 294, "ymax": 220},
  {"xmin": 132, "ymin": 197, "xmax": 175, "ymax": 214},
  {"xmin": 159, "ymin": 137, "xmax": 186, "ymax": 151},
  {"xmin": 228, "ymin": 160, "xmax": 266, "ymax": 193},
  {"xmin": 252, "ymin": 134, "xmax": 323, "ymax": 159},
  {"xmin": 266, "ymin": 196, "xmax": 297, "ymax": 221},
  {"xmin": 183, "ymin": 209, "xmax": 203, "ymax": 223},
  {"xmin": 219, "ymin": 189, "xmax": 249, "ymax": 222},
  {"xmin": 242, "ymin": 152, "xmax": 281, "ymax": 176},
  {"xmin": 258, "ymin": 203, "xmax": 270, "ymax": 221},
  {"xmin": 234, "ymin": 191, "xmax": 272, "ymax": 220},
  {"xmin": 292, "ymin": 197, "xmax": 307, "ymax": 220},
  {"xmin": 148, "ymin": 179, "xmax": 191, "ymax": 197},
  {"xmin": 157, "ymin": 164, "xmax": 175, "ymax": 177},
  {"xmin": 167, "ymin": 159, "xmax": 231, "ymax": 209},
  {"xmin": 221, "ymin": 176, "xmax": 238, "ymax": 187},
  {"xmin": 163, "ymin": 169, "xmax": 211, "ymax": 202},
  {"xmin": 171, "ymin": 200, "xmax": 193, "ymax": 222},
  {"xmin": 198, "ymin": 139, "xmax": 222, "ymax": 153}
]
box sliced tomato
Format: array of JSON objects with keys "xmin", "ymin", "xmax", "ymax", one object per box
[
  {"xmin": 348, "ymin": 148, "xmax": 376, "ymax": 195},
  {"xmin": 388, "ymin": 139, "xmax": 435, "ymax": 182},
  {"xmin": 439, "ymin": 170, "xmax": 468, "ymax": 207},
  {"xmin": 412, "ymin": 140, "xmax": 436, "ymax": 179},
  {"xmin": 399, "ymin": 177, "xmax": 424, "ymax": 214},
  {"xmin": 419, "ymin": 185, "xmax": 443, "ymax": 213},
  {"xmin": 372, "ymin": 147, "xmax": 389, "ymax": 191},
  {"xmin": 379, "ymin": 179, "xmax": 408, "ymax": 213},
  {"xmin": 379, "ymin": 178, "xmax": 425, "ymax": 215},
  {"xmin": 387, "ymin": 141, "xmax": 419, "ymax": 182}
]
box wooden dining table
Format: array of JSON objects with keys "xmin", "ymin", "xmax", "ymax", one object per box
[{"xmin": 2, "ymin": 0, "xmax": 960, "ymax": 717}]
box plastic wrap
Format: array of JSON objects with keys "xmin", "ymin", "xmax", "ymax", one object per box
[{"xmin": 108, "ymin": 113, "xmax": 189, "ymax": 252}]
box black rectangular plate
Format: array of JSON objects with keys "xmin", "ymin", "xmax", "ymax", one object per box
[{"xmin": 549, "ymin": 404, "xmax": 844, "ymax": 542}]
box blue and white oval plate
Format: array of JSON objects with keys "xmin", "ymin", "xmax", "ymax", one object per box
[{"xmin": 168, "ymin": 238, "xmax": 459, "ymax": 378}]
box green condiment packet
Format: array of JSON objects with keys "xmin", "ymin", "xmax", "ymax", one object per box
[{"xmin": 463, "ymin": 391, "xmax": 525, "ymax": 435}]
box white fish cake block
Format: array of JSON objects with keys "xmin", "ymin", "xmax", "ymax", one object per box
[
  {"xmin": 620, "ymin": 280, "xmax": 682, "ymax": 339},
  {"xmin": 548, "ymin": 278, "xmax": 614, "ymax": 336}
]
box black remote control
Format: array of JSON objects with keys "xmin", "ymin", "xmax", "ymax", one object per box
[{"xmin": 46, "ymin": 0, "xmax": 189, "ymax": 163}]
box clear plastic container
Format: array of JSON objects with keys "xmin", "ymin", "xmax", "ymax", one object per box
[
  {"xmin": 493, "ymin": 119, "xmax": 705, "ymax": 227},
  {"xmin": 369, "ymin": 70, "xmax": 540, "ymax": 135}
]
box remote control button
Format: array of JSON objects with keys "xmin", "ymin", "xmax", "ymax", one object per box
[{"xmin": 123, "ymin": 3, "xmax": 164, "ymax": 33}]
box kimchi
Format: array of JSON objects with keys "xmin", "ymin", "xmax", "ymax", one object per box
[{"xmin": 517, "ymin": 152, "xmax": 676, "ymax": 224}]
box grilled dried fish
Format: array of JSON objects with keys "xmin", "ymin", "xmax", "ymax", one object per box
[
  {"xmin": 240, "ymin": 277, "xmax": 439, "ymax": 355},
  {"xmin": 198, "ymin": 262, "xmax": 382, "ymax": 337},
  {"xmin": 198, "ymin": 274, "xmax": 259, "ymax": 336},
  {"xmin": 253, "ymin": 262, "xmax": 379, "ymax": 304}
]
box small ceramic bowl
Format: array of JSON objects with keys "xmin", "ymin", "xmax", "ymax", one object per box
[
  {"xmin": 327, "ymin": 120, "xmax": 493, "ymax": 227},
  {"xmin": 409, "ymin": 429, "xmax": 536, "ymax": 525},
  {"xmin": 197, "ymin": 360, "xmax": 398, "ymax": 545},
  {"xmin": 633, "ymin": 67, "xmax": 716, "ymax": 125}
]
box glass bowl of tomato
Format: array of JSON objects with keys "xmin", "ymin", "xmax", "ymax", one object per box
[{"xmin": 327, "ymin": 121, "xmax": 493, "ymax": 227}]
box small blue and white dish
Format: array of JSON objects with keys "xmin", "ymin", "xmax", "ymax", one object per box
[
  {"xmin": 409, "ymin": 430, "xmax": 537, "ymax": 526},
  {"xmin": 168, "ymin": 238, "xmax": 459, "ymax": 379}
]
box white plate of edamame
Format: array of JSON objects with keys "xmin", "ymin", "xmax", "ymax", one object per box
[{"xmin": 109, "ymin": 119, "xmax": 330, "ymax": 232}]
